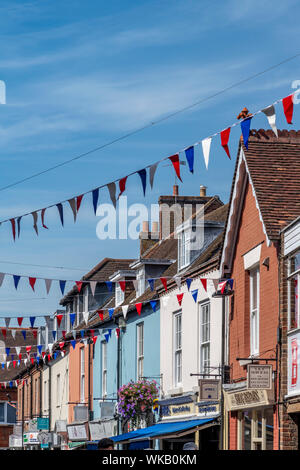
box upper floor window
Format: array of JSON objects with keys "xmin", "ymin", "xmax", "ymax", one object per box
[
  {"xmin": 115, "ymin": 284, "xmax": 124, "ymax": 307},
  {"xmin": 199, "ymin": 302, "xmax": 210, "ymax": 377},
  {"xmin": 137, "ymin": 322, "xmax": 144, "ymax": 380},
  {"xmin": 250, "ymin": 266, "xmax": 260, "ymax": 356},
  {"xmin": 178, "ymin": 230, "xmax": 190, "ymax": 271},
  {"xmin": 0, "ymin": 402, "xmax": 16, "ymax": 424},
  {"xmin": 80, "ymin": 348, "xmax": 85, "ymax": 403},
  {"xmin": 288, "ymin": 251, "xmax": 300, "ymax": 330},
  {"xmin": 101, "ymin": 341, "xmax": 107, "ymax": 398},
  {"xmin": 137, "ymin": 270, "xmax": 145, "ymax": 297},
  {"xmin": 84, "ymin": 285, "xmax": 89, "ymax": 313},
  {"xmin": 173, "ymin": 311, "xmax": 182, "ymax": 387}
]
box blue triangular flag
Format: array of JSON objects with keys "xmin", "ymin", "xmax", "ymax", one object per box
[
  {"xmin": 104, "ymin": 333, "xmax": 110, "ymax": 342},
  {"xmin": 138, "ymin": 169, "xmax": 147, "ymax": 196},
  {"xmin": 148, "ymin": 279, "xmax": 154, "ymax": 291},
  {"xmin": 5, "ymin": 348, "xmax": 10, "ymax": 356},
  {"xmin": 92, "ymin": 188, "xmax": 99, "ymax": 215},
  {"xmin": 71, "ymin": 340, "xmax": 76, "ymax": 350},
  {"xmin": 17, "ymin": 217, "xmax": 22, "ymax": 238},
  {"xmin": 191, "ymin": 289, "xmax": 198, "ymax": 303},
  {"xmin": 241, "ymin": 117, "xmax": 252, "ymax": 150},
  {"xmin": 106, "ymin": 281, "xmax": 113, "ymax": 292},
  {"xmin": 21, "ymin": 330, "xmax": 26, "ymax": 340},
  {"xmin": 11, "ymin": 355, "xmax": 14, "ymax": 361},
  {"xmin": 54, "ymin": 352, "xmax": 57, "ymax": 360},
  {"xmin": 186, "ymin": 278, "xmax": 192, "ymax": 291},
  {"xmin": 36, "ymin": 356, "xmax": 40, "ymax": 363},
  {"xmin": 1, "ymin": 363, "xmax": 4, "ymax": 369},
  {"xmin": 56, "ymin": 203, "xmax": 64, "ymax": 226},
  {"xmin": 70, "ymin": 313, "xmax": 76, "ymax": 327},
  {"xmin": 13, "ymin": 275, "xmax": 20, "ymax": 290},
  {"xmin": 108, "ymin": 328, "xmax": 112, "ymax": 337},
  {"xmin": 150, "ymin": 300, "xmax": 157, "ymax": 312},
  {"xmin": 59, "ymin": 280, "xmax": 66, "ymax": 295},
  {"xmin": 227, "ymin": 279, "xmax": 234, "ymax": 290},
  {"xmin": 9, "ymin": 381, "xmax": 13, "ymax": 388},
  {"xmin": 185, "ymin": 146, "xmax": 194, "ymax": 173},
  {"xmin": 29, "ymin": 316, "xmax": 36, "ymax": 328},
  {"xmin": 37, "ymin": 345, "xmax": 43, "ymax": 355},
  {"xmin": 108, "ymin": 308, "xmax": 114, "ymax": 319},
  {"xmin": 52, "ymin": 331, "xmax": 56, "ymax": 341},
  {"xmin": 80, "ymin": 330, "xmax": 85, "ymax": 338}
]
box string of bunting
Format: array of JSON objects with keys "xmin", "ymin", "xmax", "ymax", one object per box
[{"xmin": 0, "ymin": 92, "xmax": 295, "ymax": 241}]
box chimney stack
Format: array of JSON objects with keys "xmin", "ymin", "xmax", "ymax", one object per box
[
  {"xmin": 200, "ymin": 185, "xmax": 207, "ymax": 197},
  {"xmin": 173, "ymin": 185, "xmax": 179, "ymax": 196},
  {"xmin": 139, "ymin": 220, "xmax": 159, "ymax": 256}
]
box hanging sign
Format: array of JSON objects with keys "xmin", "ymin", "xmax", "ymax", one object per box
[{"xmin": 247, "ymin": 364, "xmax": 272, "ymax": 390}]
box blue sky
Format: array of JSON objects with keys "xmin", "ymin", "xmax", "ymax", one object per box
[{"xmin": 0, "ymin": 0, "xmax": 300, "ymax": 323}]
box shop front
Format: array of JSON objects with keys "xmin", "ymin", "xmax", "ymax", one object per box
[{"xmin": 224, "ymin": 383, "xmax": 275, "ymax": 450}]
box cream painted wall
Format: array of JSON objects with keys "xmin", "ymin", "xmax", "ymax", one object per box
[{"xmin": 160, "ymin": 269, "xmax": 223, "ymax": 396}]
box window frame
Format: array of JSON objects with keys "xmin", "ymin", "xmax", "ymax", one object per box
[
  {"xmin": 178, "ymin": 230, "xmax": 191, "ymax": 271},
  {"xmin": 101, "ymin": 341, "xmax": 107, "ymax": 398},
  {"xmin": 199, "ymin": 301, "xmax": 210, "ymax": 377},
  {"xmin": 173, "ymin": 310, "xmax": 182, "ymax": 388},
  {"xmin": 0, "ymin": 401, "xmax": 17, "ymax": 425},
  {"xmin": 115, "ymin": 284, "xmax": 124, "ymax": 307},
  {"xmin": 136, "ymin": 322, "xmax": 144, "ymax": 380},
  {"xmin": 249, "ymin": 265, "xmax": 260, "ymax": 356},
  {"xmin": 80, "ymin": 347, "xmax": 85, "ymax": 403},
  {"xmin": 287, "ymin": 251, "xmax": 300, "ymax": 331}
]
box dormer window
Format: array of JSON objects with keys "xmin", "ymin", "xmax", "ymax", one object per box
[
  {"xmin": 137, "ymin": 269, "xmax": 145, "ymax": 297},
  {"xmin": 115, "ymin": 284, "xmax": 124, "ymax": 307},
  {"xmin": 178, "ymin": 230, "xmax": 191, "ymax": 271}
]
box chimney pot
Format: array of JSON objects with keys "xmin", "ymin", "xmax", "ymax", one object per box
[
  {"xmin": 173, "ymin": 185, "xmax": 179, "ymax": 196},
  {"xmin": 142, "ymin": 221, "xmax": 149, "ymax": 233},
  {"xmin": 200, "ymin": 185, "xmax": 207, "ymax": 197},
  {"xmin": 152, "ymin": 221, "xmax": 159, "ymax": 233}
]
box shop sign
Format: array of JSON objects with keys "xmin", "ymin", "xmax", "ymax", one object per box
[
  {"xmin": 89, "ymin": 420, "xmax": 116, "ymax": 441},
  {"xmin": 67, "ymin": 424, "xmax": 87, "ymax": 441},
  {"xmin": 225, "ymin": 389, "xmax": 272, "ymax": 411},
  {"xmin": 161, "ymin": 402, "xmax": 195, "ymax": 418},
  {"xmin": 9, "ymin": 435, "xmax": 22, "ymax": 448},
  {"xmin": 37, "ymin": 431, "xmax": 51, "ymax": 444},
  {"xmin": 247, "ymin": 364, "xmax": 272, "ymax": 390},
  {"xmin": 199, "ymin": 379, "xmax": 220, "ymax": 400},
  {"xmin": 197, "ymin": 402, "xmax": 220, "ymax": 417},
  {"xmin": 23, "ymin": 432, "xmax": 39, "ymax": 445},
  {"xmin": 37, "ymin": 417, "xmax": 49, "ymax": 430},
  {"xmin": 28, "ymin": 418, "xmax": 38, "ymax": 432},
  {"xmin": 288, "ymin": 331, "xmax": 300, "ymax": 396}
]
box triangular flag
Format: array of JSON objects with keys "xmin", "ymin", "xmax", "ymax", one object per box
[
  {"xmin": 0, "ymin": 273, "xmax": 5, "ymax": 288},
  {"xmin": 174, "ymin": 276, "xmax": 181, "ymax": 290},
  {"xmin": 90, "ymin": 281, "xmax": 97, "ymax": 296},
  {"xmin": 56, "ymin": 203, "xmax": 64, "ymax": 226},
  {"xmin": 92, "ymin": 188, "xmax": 99, "ymax": 215},
  {"xmin": 5, "ymin": 347, "xmax": 10, "ymax": 356},
  {"xmin": 138, "ymin": 169, "xmax": 147, "ymax": 196},
  {"xmin": 108, "ymin": 308, "xmax": 114, "ymax": 320},
  {"xmin": 26, "ymin": 346, "xmax": 31, "ymax": 354},
  {"xmin": 68, "ymin": 198, "xmax": 77, "ymax": 222},
  {"xmin": 106, "ymin": 281, "xmax": 113, "ymax": 292},
  {"xmin": 32, "ymin": 211, "xmax": 38, "ymax": 235},
  {"xmin": 132, "ymin": 279, "xmax": 138, "ymax": 292},
  {"xmin": 240, "ymin": 117, "xmax": 252, "ymax": 150},
  {"xmin": 76, "ymin": 194, "xmax": 84, "ymax": 212},
  {"xmin": 119, "ymin": 281, "xmax": 126, "ymax": 292},
  {"xmin": 212, "ymin": 279, "xmax": 219, "ymax": 292},
  {"xmin": 160, "ymin": 277, "xmax": 168, "ymax": 292},
  {"xmin": 83, "ymin": 311, "xmax": 89, "ymax": 325},
  {"xmin": 59, "ymin": 280, "xmax": 66, "ymax": 295},
  {"xmin": 148, "ymin": 279, "xmax": 154, "ymax": 291},
  {"xmin": 62, "ymin": 330, "xmax": 66, "ymax": 339},
  {"xmin": 108, "ymin": 329, "xmax": 112, "ymax": 337},
  {"xmin": 59, "ymin": 342, "xmax": 65, "ymax": 350},
  {"xmin": 72, "ymin": 330, "xmax": 76, "ymax": 340},
  {"xmin": 149, "ymin": 162, "xmax": 158, "ymax": 189},
  {"xmin": 41, "ymin": 208, "xmax": 48, "ymax": 229},
  {"xmin": 13, "ymin": 275, "xmax": 21, "ymax": 290},
  {"xmin": 44, "ymin": 279, "xmax": 52, "ymax": 294},
  {"xmin": 92, "ymin": 336, "xmax": 98, "ymax": 345},
  {"xmin": 135, "ymin": 302, "xmax": 143, "ymax": 316},
  {"xmin": 202, "ymin": 137, "xmax": 212, "ymax": 169},
  {"xmin": 177, "ymin": 293, "xmax": 184, "ymax": 306},
  {"xmin": 48, "ymin": 343, "xmax": 53, "ymax": 354},
  {"xmin": 118, "ymin": 176, "xmax": 128, "ymax": 198},
  {"xmin": 56, "ymin": 314, "xmax": 63, "ymax": 327},
  {"xmin": 29, "ymin": 317, "xmax": 36, "ymax": 328},
  {"xmin": 150, "ymin": 300, "xmax": 157, "ymax": 312},
  {"xmin": 227, "ymin": 279, "xmax": 234, "ymax": 290},
  {"xmin": 122, "ymin": 305, "xmax": 128, "ymax": 320},
  {"xmin": 200, "ymin": 278, "xmax": 207, "ymax": 292},
  {"xmin": 1, "ymin": 329, "xmax": 6, "ymax": 339},
  {"xmin": 168, "ymin": 154, "xmax": 182, "ymax": 182},
  {"xmin": 32, "ymin": 330, "xmax": 37, "ymax": 339},
  {"xmin": 220, "ymin": 127, "xmax": 231, "ymax": 159},
  {"xmin": 97, "ymin": 310, "xmax": 104, "ymax": 321},
  {"xmin": 52, "ymin": 330, "xmax": 57, "ymax": 341},
  {"xmin": 262, "ymin": 105, "xmax": 278, "ymax": 137},
  {"xmin": 80, "ymin": 330, "xmax": 85, "ymax": 339},
  {"xmin": 29, "ymin": 277, "xmax": 36, "ymax": 291},
  {"xmin": 15, "ymin": 347, "xmax": 21, "ymax": 356},
  {"xmin": 282, "ymin": 94, "xmax": 294, "ymax": 124},
  {"xmin": 116, "ymin": 328, "xmax": 120, "ymax": 339},
  {"xmin": 75, "ymin": 281, "xmax": 83, "ymax": 293},
  {"xmin": 191, "ymin": 289, "xmax": 198, "ymax": 303},
  {"xmin": 17, "ymin": 317, "xmax": 23, "ymax": 327},
  {"xmin": 185, "ymin": 146, "xmax": 194, "ymax": 173},
  {"xmin": 17, "ymin": 217, "xmax": 22, "ymax": 238},
  {"xmin": 21, "ymin": 331, "xmax": 26, "ymax": 340},
  {"xmin": 4, "ymin": 317, "xmax": 10, "ymax": 328},
  {"xmin": 185, "ymin": 278, "xmax": 192, "ymax": 291},
  {"xmin": 107, "ymin": 183, "xmax": 117, "ymax": 208},
  {"xmin": 70, "ymin": 313, "xmax": 76, "ymax": 327},
  {"xmin": 10, "ymin": 219, "xmax": 16, "ymax": 241},
  {"xmin": 104, "ymin": 333, "xmax": 110, "ymax": 343},
  {"xmin": 71, "ymin": 340, "xmax": 76, "ymax": 350},
  {"xmin": 37, "ymin": 345, "xmax": 43, "ymax": 355},
  {"xmin": 11, "ymin": 329, "xmax": 16, "ymax": 340}
]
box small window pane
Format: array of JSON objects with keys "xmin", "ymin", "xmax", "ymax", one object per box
[
  {"xmin": 7, "ymin": 403, "xmax": 16, "ymax": 424},
  {"xmin": 0, "ymin": 403, "xmax": 4, "ymax": 422}
]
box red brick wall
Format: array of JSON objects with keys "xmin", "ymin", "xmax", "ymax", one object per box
[
  {"xmin": 228, "ymin": 181, "xmax": 279, "ymax": 449},
  {"xmin": 0, "ymin": 388, "xmax": 17, "ymax": 448}
]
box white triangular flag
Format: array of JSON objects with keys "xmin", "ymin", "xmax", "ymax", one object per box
[
  {"xmin": 262, "ymin": 105, "xmax": 278, "ymax": 137},
  {"xmin": 44, "ymin": 316, "xmax": 51, "ymax": 328},
  {"xmin": 44, "ymin": 279, "xmax": 52, "ymax": 295},
  {"xmin": 83, "ymin": 311, "xmax": 89, "ymax": 325},
  {"xmin": 90, "ymin": 281, "xmax": 97, "ymax": 296},
  {"xmin": 11, "ymin": 330, "xmax": 16, "ymax": 340},
  {"xmin": 68, "ymin": 198, "xmax": 77, "ymax": 222},
  {"xmin": 24, "ymin": 358, "xmax": 28, "ymax": 366},
  {"xmin": 6, "ymin": 361, "xmax": 10, "ymax": 369},
  {"xmin": 202, "ymin": 137, "xmax": 212, "ymax": 169},
  {"xmin": 82, "ymin": 338, "xmax": 88, "ymax": 346},
  {"xmin": 122, "ymin": 305, "xmax": 129, "ymax": 320},
  {"xmin": 212, "ymin": 279, "xmax": 219, "ymax": 292},
  {"xmin": 15, "ymin": 347, "xmax": 21, "ymax": 356},
  {"xmin": 132, "ymin": 280, "xmax": 138, "ymax": 292},
  {"xmin": 174, "ymin": 276, "xmax": 181, "ymax": 290},
  {"xmin": 72, "ymin": 330, "xmax": 76, "ymax": 340},
  {"xmin": 149, "ymin": 162, "xmax": 159, "ymax": 189},
  {"xmin": 48, "ymin": 343, "xmax": 53, "ymax": 354},
  {"xmin": 107, "ymin": 182, "xmax": 117, "ymax": 209},
  {"xmin": 0, "ymin": 273, "xmax": 5, "ymax": 288}
]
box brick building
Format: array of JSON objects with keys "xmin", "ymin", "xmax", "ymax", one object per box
[{"xmin": 220, "ymin": 129, "xmax": 300, "ymax": 450}]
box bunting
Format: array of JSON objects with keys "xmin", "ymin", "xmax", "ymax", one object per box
[
  {"xmin": 168, "ymin": 154, "xmax": 182, "ymax": 182},
  {"xmin": 185, "ymin": 146, "xmax": 194, "ymax": 173},
  {"xmin": 138, "ymin": 169, "xmax": 147, "ymax": 196},
  {"xmin": 282, "ymin": 94, "xmax": 294, "ymax": 124},
  {"xmin": 220, "ymin": 127, "xmax": 231, "ymax": 159}
]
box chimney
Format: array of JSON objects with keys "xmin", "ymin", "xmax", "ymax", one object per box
[
  {"xmin": 139, "ymin": 220, "xmax": 159, "ymax": 256},
  {"xmin": 173, "ymin": 185, "xmax": 179, "ymax": 196},
  {"xmin": 200, "ymin": 185, "xmax": 207, "ymax": 197}
]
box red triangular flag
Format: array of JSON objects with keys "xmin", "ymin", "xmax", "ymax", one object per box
[
  {"xmin": 26, "ymin": 346, "xmax": 32, "ymax": 354},
  {"xmin": 135, "ymin": 302, "xmax": 143, "ymax": 315},
  {"xmin": 32, "ymin": 330, "xmax": 37, "ymax": 339},
  {"xmin": 17, "ymin": 317, "xmax": 23, "ymax": 327},
  {"xmin": 168, "ymin": 154, "xmax": 182, "ymax": 182},
  {"xmin": 98, "ymin": 310, "xmax": 104, "ymax": 321},
  {"xmin": 1, "ymin": 329, "xmax": 6, "ymax": 339},
  {"xmin": 90, "ymin": 329, "xmax": 95, "ymax": 337},
  {"xmin": 160, "ymin": 277, "xmax": 168, "ymax": 292},
  {"xmin": 13, "ymin": 360, "xmax": 16, "ymax": 368},
  {"xmin": 119, "ymin": 281, "xmax": 126, "ymax": 292},
  {"xmin": 220, "ymin": 127, "xmax": 231, "ymax": 159},
  {"xmin": 177, "ymin": 293, "xmax": 184, "ymax": 306},
  {"xmin": 31, "ymin": 358, "xmax": 34, "ymax": 365},
  {"xmin": 119, "ymin": 176, "xmax": 128, "ymax": 198},
  {"xmin": 47, "ymin": 354, "xmax": 51, "ymax": 361},
  {"xmin": 92, "ymin": 336, "xmax": 97, "ymax": 345},
  {"xmin": 29, "ymin": 277, "xmax": 36, "ymax": 291},
  {"xmin": 10, "ymin": 219, "xmax": 16, "ymax": 241},
  {"xmin": 41, "ymin": 208, "xmax": 48, "ymax": 229},
  {"xmin": 42, "ymin": 352, "xmax": 45, "ymax": 358},
  {"xmin": 56, "ymin": 314, "xmax": 63, "ymax": 327},
  {"xmin": 76, "ymin": 281, "xmax": 83, "ymax": 293},
  {"xmin": 200, "ymin": 278, "xmax": 207, "ymax": 291},
  {"xmin": 62, "ymin": 330, "xmax": 66, "ymax": 339},
  {"xmin": 59, "ymin": 342, "xmax": 65, "ymax": 350},
  {"xmin": 116, "ymin": 328, "xmax": 120, "ymax": 338},
  {"xmin": 282, "ymin": 94, "xmax": 294, "ymax": 124},
  {"xmin": 18, "ymin": 354, "xmax": 22, "ymax": 360},
  {"xmin": 76, "ymin": 194, "xmax": 84, "ymax": 212}
]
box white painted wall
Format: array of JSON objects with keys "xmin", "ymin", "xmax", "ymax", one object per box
[{"xmin": 160, "ymin": 269, "xmax": 223, "ymax": 396}]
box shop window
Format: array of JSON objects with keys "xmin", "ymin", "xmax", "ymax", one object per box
[
  {"xmin": 237, "ymin": 408, "xmax": 273, "ymax": 450},
  {"xmin": 288, "ymin": 251, "xmax": 300, "ymax": 330}
]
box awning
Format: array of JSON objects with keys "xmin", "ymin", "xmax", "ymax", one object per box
[{"xmin": 111, "ymin": 418, "xmax": 217, "ymax": 443}]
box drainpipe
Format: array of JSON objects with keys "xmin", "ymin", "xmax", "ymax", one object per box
[
  {"xmin": 21, "ymin": 381, "xmax": 25, "ymax": 450},
  {"xmin": 88, "ymin": 341, "xmax": 91, "ymax": 441},
  {"xmin": 219, "ymin": 295, "xmax": 225, "ymax": 450},
  {"xmin": 48, "ymin": 362, "xmax": 52, "ymax": 436},
  {"xmin": 39, "ymin": 366, "xmax": 42, "ymax": 417}
]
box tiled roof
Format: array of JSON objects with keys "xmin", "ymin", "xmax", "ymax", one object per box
[{"xmin": 242, "ymin": 129, "xmax": 300, "ymax": 238}]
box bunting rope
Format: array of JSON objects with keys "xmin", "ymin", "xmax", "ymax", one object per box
[{"xmin": 0, "ymin": 91, "xmax": 296, "ymax": 240}]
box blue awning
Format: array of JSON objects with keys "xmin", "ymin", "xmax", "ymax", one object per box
[{"xmin": 111, "ymin": 418, "xmax": 216, "ymax": 443}]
